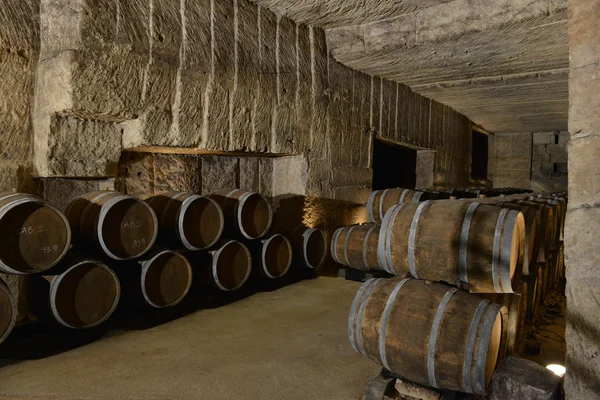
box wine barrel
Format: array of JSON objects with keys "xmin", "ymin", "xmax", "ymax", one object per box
[
  {"xmin": 379, "ymin": 200, "xmax": 525, "ymax": 293},
  {"xmin": 515, "ymin": 201, "xmax": 553, "ymax": 263},
  {"xmin": 495, "ymin": 203, "xmax": 540, "ymax": 276},
  {"xmin": 209, "ymin": 189, "xmax": 273, "ymax": 240},
  {"xmin": 525, "ymin": 265, "xmax": 543, "ymax": 323},
  {"xmin": 331, "ymin": 224, "xmax": 380, "ymax": 271},
  {"xmin": 148, "ymin": 192, "xmax": 224, "ymax": 251},
  {"xmin": 481, "ymin": 282, "xmax": 527, "ymax": 355},
  {"xmin": 288, "ymin": 226, "xmax": 327, "ymax": 269},
  {"xmin": 27, "ymin": 258, "xmax": 121, "ymax": 328},
  {"xmin": 0, "ymin": 193, "xmax": 71, "ymax": 274},
  {"xmin": 349, "ymin": 278, "xmax": 507, "ymax": 395},
  {"xmin": 187, "ymin": 240, "xmax": 252, "ymax": 291},
  {"xmin": 523, "ymin": 198, "xmax": 561, "ymax": 249},
  {"xmin": 0, "ymin": 277, "xmax": 16, "ymax": 344},
  {"xmin": 367, "ymin": 189, "xmax": 440, "ymax": 224},
  {"xmin": 65, "ymin": 191, "xmax": 158, "ymax": 260},
  {"xmin": 115, "ymin": 250, "xmax": 193, "ymax": 309},
  {"xmin": 248, "ymin": 234, "xmax": 293, "ymax": 279}
]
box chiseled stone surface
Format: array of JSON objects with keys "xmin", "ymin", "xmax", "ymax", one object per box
[
  {"xmin": 327, "ymin": 0, "xmax": 569, "ymax": 134},
  {"xmin": 40, "ymin": 178, "xmax": 115, "ymax": 211},
  {"xmin": 26, "ymin": 0, "xmax": 475, "ymax": 195}
]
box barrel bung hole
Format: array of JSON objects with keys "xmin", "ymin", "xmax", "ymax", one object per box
[
  {"xmin": 0, "ymin": 202, "xmax": 69, "ymax": 272},
  {"xmin": 102, "ymin": 199, "xmax": 156, "ymax": 259},
  {"xmin": 263, "ymin": 236, "xmax": 292, "ymax": 278},
  {"xmin": 183, "ymin": 197, "xmax": 223, "ymax": 249},
  {"xmin": 240, "ymin": 194, "xmax": 271, "ymax": 238},
  {"xmin": 216, "ymin": 242, "xmax": 251, "ymax": 290},
  {"xmin": 54, "ymin": 263, "xmax": 119, "ymax": 328},
  {"xmin": 144, "ymin": 253, "xmax": 192, "ymax": 308},
  {"xmin": 305, "ymin": 230, "xmax": 327, "ymax": 268}
]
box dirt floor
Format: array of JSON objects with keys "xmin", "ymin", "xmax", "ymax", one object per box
[{"xmin": 0, "ymin": 277, "xmax": 379, "ymax": 400}]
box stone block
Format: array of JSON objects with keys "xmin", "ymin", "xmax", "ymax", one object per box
[
  {"xmin": 570, "ymin": 64, "xmax": 600, "ymax": 133},
  {"xmin": 331, "ymin": 167, "xmax": 372, "ymax": 188},
  {"xmin": 565, "ymin": 276, "xmax": 600, "ymax": 398},
  {"xmin": 558, "ymin": 132, "xmax": 570, "ymax": 145},
  {"xmin": 118, "ymin": 152, "xmax": 155, "ymax": 199},
  {"xmin": 569, "ymin": 0, "xmax": 600, "ymax": 68},
  {"xmin": 532, "ymin": 152, "xmax": 551, "ymax": 163},
  {"xmin": 565, "ymin": 207, "xmax": 600, "ymax": 280},
  {"xmin": 154, "ymin": 154, "xmax": 201, "ymax": 194},
  {"xmin": 0, "ymin": 162, "xmax": 34, "ymax": 194},
  {"xmin": 0, "ymin": 54, "xmax": 35, "ymax": 163},
  {"xmin": 40, "ymin": 178, "xmax": 115, "ymax": 211},
  {"xmin": 533, "ymin": 133, "xmax": 555, "ymax": 145},
  {"xmin": 567, "ymin": 133, "xmax": 600, "ymax": 208},
  {"xmin": 46, "ymin": 114, "xmax": 122, "ymax": 177},
  {"xmin": 231, "ymin": 0, "xmax": 259, "ymax": 151},
  {"xmin": 490, "ymin": 356, "xmax": 561, "ymax": 400},
  {"xmin": 272, "ymin": 156, "xmax": 308, "ymax": 199},
  {"xmin": 332, "ymin": 186, "xmax": 371, "ymax": 204},
  {"xmin": 550, "ymin": 152, "xmax": 568, "ymax": 164},
  {"xmin": 258, "ymin": 158, "xmax": 274, "ymax": 198},
  {"xmin": 201, "ymin": 156, "xmax": 239, "ymax": 194},
  {"xmin": 239, "ymin": 157, "xmax": 260, "ymax": 192},
  {"xmin": 545, "ymin": 144, "xmax": 566, "ymax": 154}
]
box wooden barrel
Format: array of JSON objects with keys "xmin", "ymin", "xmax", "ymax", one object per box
[
  {"xmin": 379, "ymin": 200, "xmax": 525, "ymax": 293},
  {"xmin": 289, "ymin": 226, "xmax": 327, "ymax": 269},
  {"xmin": 115, "ymin": 250, "xmax": 193, "ymax": 309},
  {"xmin": 367, "ymin": 189, "xmax": 441, "ymax": 224},
  {"xmin": 65, "ymin": 191, "xmax": 158, "ymax": 260},
  {"xmin": 349, "ymin": 278, "xmax": 507, "ymax": 395},
  {"xmin": 209, "ymin": 189, "xmax": 273, "ymax": 240},
  {"xmin": 148, "ymin": 192, "xmax": 224, "ymax": 251},
  {"xmin": 522, "ymin": 198, "xmax": 561, "ymax": 250},
  {"xmin": 331, "ymin": 224, "xmax": 380, "ymax": 271},
  {"xmin": 249, "ymin": 234, "xmax": 293, "ymax": 279},
  {"xmin": 525, "ymin": 265, "xmax": 543, "ymax": 323},
  {"xmin": 481, "ymin": 282, "xmax": 527, "ymax": 355},
  {"xmin": 495, "ymin": 203, "xmax": 540, "ymax": 276},
  {"xmin": 187, "ymin": 240, "xmax": 252, "ymax": 291},
  {"xmin": 0, "ymin": 193, "xmax": 71, "ymax": 274},
  {"xmin": 516, "ymin": 201, "xmax": 553, "ymax": 263},
  {"xmin": 27, "ymin": 258, "xmax": 121, "ymax": 328},
  {"xmin": 0, "ymin": 278, "xmax": 16, "ymax": 344}
]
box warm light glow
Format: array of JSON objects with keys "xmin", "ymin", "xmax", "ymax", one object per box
[{"xmin": 547, "ymin": 364, "xmax": 566, "ymax": 377}]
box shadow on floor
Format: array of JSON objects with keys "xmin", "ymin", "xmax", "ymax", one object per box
[{"xmin": 0, "ymin": 265, "xmax": 317, "ymax": 366}]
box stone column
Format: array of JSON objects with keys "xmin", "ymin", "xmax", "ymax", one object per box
[{"xmin": 565, "ymin": 0, "xmax": 600, "ymax": 397}]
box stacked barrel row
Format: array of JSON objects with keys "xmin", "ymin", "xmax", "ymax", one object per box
[
  {"xmin": 0, "ymin": 189, "xmax": 328, "ymax": 344},
  {"xmin": 337, "ymin": 187, "xmax": 565, "ymax": 395}
]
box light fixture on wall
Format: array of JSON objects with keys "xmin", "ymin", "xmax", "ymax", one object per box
[{"xmin": 546, "ymin": 364, "xmax": 566, "ymax": 377}]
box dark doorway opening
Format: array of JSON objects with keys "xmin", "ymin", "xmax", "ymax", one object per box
[
  {"xmin": 372, "ymin": 139, "xmax": 417, "ymax": 190},
  {"xmin": 471, "ymin": 130, "xmax": 489, "ymax": 180}
]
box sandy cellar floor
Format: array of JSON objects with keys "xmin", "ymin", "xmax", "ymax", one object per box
[{"xmin": 0, "ymin": 277, "xmax": 378, "ymax": 400}]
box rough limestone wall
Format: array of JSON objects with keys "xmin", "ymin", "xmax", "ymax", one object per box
[
  {"xmin": 0, "ymin": 0, "xmax": 40, "ymax": 193},
  {"xmin": 565, "ymin": 0, "xmax": 600, "ymax": 397},
  {"xmin": 491, "ymin": 132, "xmax": 532, "ymax": 188},
  {"xmin": 531, "ymin": 131, "xmax": 569, "ymax": 192}
]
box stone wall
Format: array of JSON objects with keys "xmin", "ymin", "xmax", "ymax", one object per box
[
  {"xmin": 490, "ymin": 131, "xmax": 569, "ymax": 191},
  {"xmin": 2, "ymin": 0, "xmax": 476, "ymax": 229},
  {"xmin": 565, "ymin": 0, "xmax": 600, "ymax": 397},
  {"xmin": 531, "ymin": 131, "xmax": 569, "ymax": 192}
]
